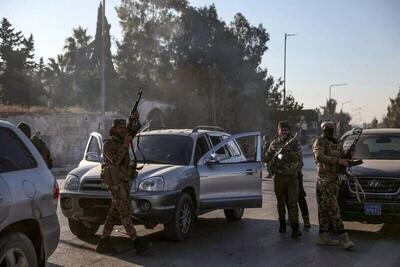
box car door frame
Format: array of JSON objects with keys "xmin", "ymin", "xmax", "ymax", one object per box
[
  {"xmin": 197, "ymin": 131, "xmax": 262, "ymax": 210},
  {"xmin": 79, "ymin": 132, "xmax": 103, "ymax": 167}
]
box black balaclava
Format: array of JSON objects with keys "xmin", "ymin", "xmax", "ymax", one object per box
[{"xmin": 321, "ymin": 120, "xmax": 335, "ymax": 140}]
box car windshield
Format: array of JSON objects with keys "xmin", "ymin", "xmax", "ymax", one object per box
[
  {"xmin": 132, "ymin": 135, "xmax": 193, "ymax": 165},
  {"xmin": 342, "ymin": 134, "xmax": 400, "ymax": 160}
]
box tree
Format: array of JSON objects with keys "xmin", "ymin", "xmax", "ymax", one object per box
[
  {"xmin": 115, "ymin": 0, "xmax": 179, "ymax": 112},
  {"xmin": 382, "ymin": 88, "xmax": 400, "ymax": 128},
  {"xmin": 370, "ymin": 118, "xmax": 378, "ymax": 129},
  {"xmin": 92, "ymin": 2, "xmax": 118, "ymax": 110},
  {"xmin": 62, "ymin": 26, "xmax": 94, "ymax": 107},
  {"xmin": 319, "ymin": 98, "xmax": 352, "ymax": 137},
  {"xmin": 43, "ymin": 54, "xmax": 73, "ymax": 106},
  {"xmin": 0, "ymin": 18, "xmax": 45, "ymax": 105}
]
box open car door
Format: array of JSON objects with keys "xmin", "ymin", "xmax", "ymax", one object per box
[
  {"xmin": 79, "ymin": 132, "xmax": 103, "ymax": 167},
  {"xmin": 197, "ymin": 132, "xmax": 262, "ymax": 210}
]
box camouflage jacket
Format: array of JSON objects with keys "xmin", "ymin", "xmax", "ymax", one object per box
[
  {"xmin": 265, "ymin": 135, "xmax": 302, "ymax": 177},
  {"xmin": 31, "ymin": 135, "xmax": 52, "ymax": 169},
  {"xmin": 101, "ymin": 133, "xmax": 137, "ymax": 186},
  {"xmin": 312, "ymin": 135, "xmax": 343, "ymax": 178}
]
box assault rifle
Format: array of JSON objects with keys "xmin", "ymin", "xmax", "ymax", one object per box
[
  {"xmin": 339, "ymin": 127, "xmax": 364, "ymax": 173},
  {"xmin": 127, "ymin": 91, "xmax": 144, "ymax": 172},
  {"xmin": 267, "ymin": 132, "xmax": 298, "ymax": 166},
  {"xmin": 127, "ymin": 91, "xmax": 142, "ymax": 136},
  {"xmin": 340, "ymin": 127, "xmax": 365, "ymax": 202}
]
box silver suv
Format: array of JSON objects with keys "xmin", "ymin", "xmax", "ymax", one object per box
[
  {"xmin": 0, "ymin": 120, "xmax": 60, "ymax": 267},
  {"xmin": 61, "ymin": 126, "xmax": 262, "ymax": 241}
]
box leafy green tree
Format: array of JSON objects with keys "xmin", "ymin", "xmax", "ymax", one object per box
[
  {"xmin": 115, "ymin": 0, "xmax": 179, "ymax": 111},
  {"xmin": 43, "ymin": 54, "xmax": 73, "ymax": 106},
  {"xmin": 0, "ymin": 18, "xmax": 44, "ymax": 105},
  {"xmin": 62, "ymin": 26, "xmax": 94, "ymax": 106},
  {"xmin": 382, "ymin": 88, "xmax": 400, "ymax": 128},
  {"xmin": 92, "ymin": 2, "xmax": 118, "ymax": 110}
]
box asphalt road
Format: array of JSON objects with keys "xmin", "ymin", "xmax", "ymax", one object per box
[{"xmin": 47, "ymin": 156, "xmax": 400, "ymax": 267}]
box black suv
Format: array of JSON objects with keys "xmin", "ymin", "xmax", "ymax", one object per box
[{"xmin": 339, "ymin": 128, "xmax": 400, "ymax": 223}]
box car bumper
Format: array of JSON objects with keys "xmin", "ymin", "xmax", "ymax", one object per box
[
  {"xmin": 340, "ymin": 199, "xmax": 400, "ymax": 223},
  {"xmin": 60, "ymin": 189, "xmax": 181, "ymax": 225},
  {"xmin": 39, "ymin": 213, "xmax": 60, "ymax": 259}
]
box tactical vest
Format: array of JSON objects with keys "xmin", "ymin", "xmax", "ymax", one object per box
[
  {"xmin": 314, "ymin": 136, "xmax": 340, "ymax": 177},
  {"xmin": 269, "ymin": 137, "xmax": 299, "ymax": 177}
]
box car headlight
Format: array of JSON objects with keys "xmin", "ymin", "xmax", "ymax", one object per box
[
  {"xmin": 64, "ymin": 174, "xmax": 80, "ymax": 191},
  {"xmin": 138, "ymin": 177, "xmax": 164, "ymax": 192}
]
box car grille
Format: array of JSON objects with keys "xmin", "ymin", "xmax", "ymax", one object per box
[
  {"xmin": 348, "ymin": 177, "xmax": 400, "ymax": 194},
  {"xmin": 80, "ymin": 179, "xmax": 108, "ymax": 191},
  {"xmin": 79, "ymin": 198, "xmax": 111, "ymax": 217},
  {"xmin": 79, "ymin": 198, "xmax": 111, "ymax": 208}
]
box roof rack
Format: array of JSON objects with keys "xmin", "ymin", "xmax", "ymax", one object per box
[{"xmin": 192, "ymin": 126, "xmax": 225, "ymax": 133}]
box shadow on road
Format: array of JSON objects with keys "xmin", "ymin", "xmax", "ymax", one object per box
[
  {"xmin": 52, "ymin": 217, "xmax": 400, "ymax": 266},
  {"xmin": 109, "ymin": 217, "xmax": 280, "ymax": 267}
]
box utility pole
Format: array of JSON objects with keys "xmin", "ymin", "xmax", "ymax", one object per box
[
  {"xmin": 283, "ymin": 33, "xmax": 297, "ymax": 111},
  {"xmin": 100, "ymin": 0, "xmax": 106, "ymax": 136}
]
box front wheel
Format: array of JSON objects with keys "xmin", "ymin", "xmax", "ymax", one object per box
[
  {"xmin": 0, "ymin": 232, "xmax": 38, "ymax": 267},
  {"xmin": 224, "ymin": 208, "xmax": 244, "ymax": 221},
  {"xmin": 68, "ymin": 219, "xmax": 99, "ymax": 238},
  {"xmin": 164, "ymin": 193, "xmax": 195, "ymax": 242}
]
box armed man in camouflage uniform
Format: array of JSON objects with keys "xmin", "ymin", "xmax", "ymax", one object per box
[
  {"xmin": 17, "ymin": 122, "xmax": 53, "ymax": 169},
  {"xmin": 312, "ymin": 120, "xmax": 354, "ymax": 249},
  {"xmin": 96, "ymin": 112, "xmax": 151, "ymax": 254},
  {"xmin": 265, "ymin": 121, "xmax": 302, "ymax": 238}
]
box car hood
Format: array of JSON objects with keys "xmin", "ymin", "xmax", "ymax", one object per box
[
  {"xmin": 350, "ymin": 159, "xmax": 400, "ymax": 178},
  {"xmin": 81, "ymin": 163, "xmax": 185, "ymax": 181}
]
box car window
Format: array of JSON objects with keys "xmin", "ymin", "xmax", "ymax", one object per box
[
  {"xmin": 0, "ymin": 127, "xmax": 37, "ymax": 173},
  {"xmin": 87, "ymin": 136, "xmax": 101, "ymax": 155},
  {"xmin": 133, "ymin": 135, "xmax": 193, "ymax": 165},
  {"xmin": 226, "ymin": 140, "xmax": 241, "ymax": 157},
  {"xmin": 218, "ymin": 135, "xmax": 258, "ymax": 163},
  {"xmin": 194, "ymin": 136, "xmax": 210, "ymax": 164},
  {"xmin": 209, "ymin": 135, "xmax": 226, "ymax": 155},
  {"xmin": 343, "ymin": 134, "xmax": 400, "ymax": 160},
  {"xmin": 236, "ymin": 136, "xmax": 257, "ymax": 162}
]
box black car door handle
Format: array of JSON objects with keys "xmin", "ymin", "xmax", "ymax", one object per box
[{"xmin": 244, "ymin": 169, "xmax": 257, "ymax": 175}]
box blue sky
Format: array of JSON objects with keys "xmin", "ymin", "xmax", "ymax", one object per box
[{"xmin": 1, "ymin": 0, "xmax": 399, "ymax": 123}]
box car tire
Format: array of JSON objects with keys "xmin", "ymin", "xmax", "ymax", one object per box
[
  {"xmin": 224, "ymin": 208, "xmax": 244, "ymax": 221},
  {"xmin": 68, "ymin": 219, "xmax": 99, "ymax": 238},
  {"xmin": 164, "ymin": 193, "xmax": 195, "ymax": 242},
  {"xmin": 0, "ymin": 232, "xmax": 38, "ymax": 267}
]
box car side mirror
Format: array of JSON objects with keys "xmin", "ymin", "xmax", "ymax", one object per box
[
  {"xmin": 205, "ymin": 153, "xmax": 219, "ymax": 165},
  {"xmin": 85, "ymin": 152, "xmax": 102, "ymax": 162}
]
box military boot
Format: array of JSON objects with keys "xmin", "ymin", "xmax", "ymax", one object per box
[
  {"xmin": 291, "ymin": 223, "xmax": 302, "ymax": 239},
  {"xmin": 303, "ymin": 215, "xmax": 311, "ymax": 229},
  {"xmin": 316, "ymin": 232, "xmax": 339, "ymax": 246},
  {"xmin": 279, "ymin": 219, "xmax": 286, "ymax": 233},
  {"xmin": 96, "ymin": 237, "xmax": 116, "ymax": 254},
  {"xmin": 133, "ymin": 237, "xmax": 153, "ymax": 255},
  {"xmin": 339, "ymin": 233, "xmax": 355, "ymax": 250}
]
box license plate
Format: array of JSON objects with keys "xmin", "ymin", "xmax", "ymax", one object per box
[{"xmin": 364, "ymin": 203, "xmax": 382, "ymax": 216}]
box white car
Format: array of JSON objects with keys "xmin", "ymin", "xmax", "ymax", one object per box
[
  {"xmin": 0, "ymin": 120, "xmax": 60, "ymax": 267},
  {"xmin": 61, "ymin": 126, "xmax": 263, "ymax": 241}
]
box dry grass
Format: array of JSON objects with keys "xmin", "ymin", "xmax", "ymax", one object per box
[{"xmin": 0, "ymin": 104, "xmax": 90, "ymax": 115}]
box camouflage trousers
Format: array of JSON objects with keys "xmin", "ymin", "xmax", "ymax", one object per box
[
  {"xmin": 274, "ymin": 175, "xmax": 299, "ymax": 224},
  {"xmin": 102, "ymin": 182, "xmax": 137, "ymax": 240},
  {"xmin": 316, "ymin": 178, "xmax": 345, "ymax": 233}
]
